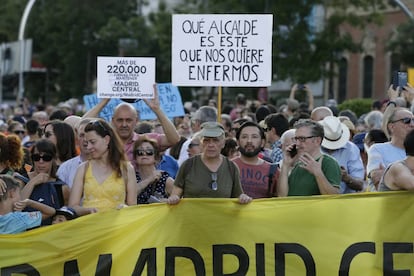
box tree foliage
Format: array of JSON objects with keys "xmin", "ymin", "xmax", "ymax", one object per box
[
  {"xmin": 0, "ymin": 0, "xmax": 388, "ymax": 103},
  {"xmin": 387, "ymin": 20, "xmax": 414, "ymax": 67}
]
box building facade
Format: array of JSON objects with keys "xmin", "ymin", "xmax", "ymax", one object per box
[{"xmin": 333, "ymin": 1, "xmax": 414, "ymax": 103}]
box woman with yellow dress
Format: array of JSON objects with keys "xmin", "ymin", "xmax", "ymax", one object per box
[{"xmin": 69, "ymin": 119, "xmax": 137, "ymax": 215}]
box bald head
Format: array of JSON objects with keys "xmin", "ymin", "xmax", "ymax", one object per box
[
  {"xmin": 310, "ymin": 106, "xmax": 333, "ymax": 122},
  {"xmin": 112, "ymin": 103, "xmax": 139, "ymax": 141},
  {"xmin": 113, "ymin": 103, "xmax": 139, "ymax": 119}
]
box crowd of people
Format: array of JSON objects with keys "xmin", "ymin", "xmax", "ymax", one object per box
[{"xmin": 1, "ymin": 82, "xmax": 414, "ymax": 234}]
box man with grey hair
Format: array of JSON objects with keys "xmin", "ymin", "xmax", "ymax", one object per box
[
  {"xmin": 278, "ymin": 119, "xmax": 341, "ymax": 196},
  {"xmin": 364, "ymin": 110, "xmax": 383, "ymax": 130},
  {"xmin": 175, "ymin": 106, "xmax": 218, "ymax": 165},
  {"xmin": 191, "ymin": 106, "xmax": 218, "ymax": 133}
]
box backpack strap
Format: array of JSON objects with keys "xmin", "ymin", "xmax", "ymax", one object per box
[
  {"xmin": 225, "ymin": 157, "xmax": 235, "ymax": 183},
  {"xmin": 267, "ymin": 163, "xmax": 278, "ymax": 197}
]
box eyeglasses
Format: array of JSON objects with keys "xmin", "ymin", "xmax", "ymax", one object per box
[
  {"xmin": 14, "ymin": 130, "xmax": 25, "ymax": 135},
  {"xmin": 32, "ymin": 153, "xmax": 53, "ymax": 162},
  {"xmin": 189, "ymin": 143, "xmax": 200, "ymax": 148},
  {"xmin": 293, "ymin": 136, "xmax": 316, "ymax": 142},
  {"xmin": 391, "ymin": 117, "xmax": 414, "ymax": 124},
  {"xmin": 211, "ymin": 172, "xmax": 218, "ymax": 191},
  {"xmin": 135, "ymin": 149, "xmax": 155, "ymax": 156}
]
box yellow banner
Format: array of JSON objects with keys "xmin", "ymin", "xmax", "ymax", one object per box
[{"xmin": 1, "ymin": 192, "xmax": 414, "ymax": 275}]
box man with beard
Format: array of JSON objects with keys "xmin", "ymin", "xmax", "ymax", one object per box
[{"xmin": 232, "ymin": 121, "xmax": 279, "ymax": 198}]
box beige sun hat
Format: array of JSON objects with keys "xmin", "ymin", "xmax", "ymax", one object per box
[{"xmin": 320, "ymin": 116, "xmax": 350, "ymax": 150}]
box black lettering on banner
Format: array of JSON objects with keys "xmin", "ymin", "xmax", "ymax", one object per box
[
  {"xmin": 213, "ymin": 244, "xmax": 249, "ymax": 276},
  {"xmin": 338, "ymin": 242, "xmax": 376, "ymax": 276},
  {"xmin": 132, "ymin": 248, "xmax": 157, "ymax": 276},
  {"xmin": 165, "ymin": 247, "xmax": 205, "ymax": 276},
  {"xmin": 256, "ymin": 243, "xmax": 265, "ymax": 276},
  {"xmin": 63, "ymin": 254, "xmax": 112, "ymax": 276},
  {"xmin": 107, "ymin": 65, "xmax": 146, "ymax": 74},
  {"xmin": 63, "ymin": 260, "xmax": 80, "ymax": 276},
  {"xmin": 383, "ymin": 242, "xmax": 413, "ymax": 276},
  {"xmin": 1, "ymin": 264, "xmax": 40, "ymax": 276},
  {"xmin": 275, "ymin": 243, "xmax": 316, "ymax": 276}
]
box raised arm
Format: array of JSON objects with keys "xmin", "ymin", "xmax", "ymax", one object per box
[
  {"xmin": 143, "ymin": 84, "xmax": 180, "ymax": 148},
  {"xmin": 82, "ymin": 98, "xmax": 110, "ymax": 118}
]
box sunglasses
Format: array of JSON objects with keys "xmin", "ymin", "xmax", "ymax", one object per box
[
  {"xmin": 211, "ymin": 172, "xmax": 218, "ymax": 191},
  {"xmin": 32, "ymin": 153, "xmax": 53, "ymax": 162},
  {"xmin": 189, "ymin": 143, "xmax": 200, "ymax": 148},
  {"xmin": 88, "ymin": 120, "xmax": 110, "ymax": 136},
  {"xmin": 135, "ymin": 149, "xmax": 155, "ymax": 156},
  {"xmin": 14, "ymin": 130, "xmax": 25, "ymax": 135},
  {"xmin": 391, "ymin": 117, "xmax": 414, "ymax": 124}
]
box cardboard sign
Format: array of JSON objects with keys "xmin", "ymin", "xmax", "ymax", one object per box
[
  {"xmin": 83, "ymin": 83, "xmax": 185, "ymax": 121},
  {"xmin": 97, "ymin": 57, "xmax": 155, "ymax": 99},
  {"xmin": 172, "ymin": 14, "xmax": 273, "ymax": 87}
]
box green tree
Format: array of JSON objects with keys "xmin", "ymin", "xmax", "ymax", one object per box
[
  {"xmin": 387, "ymin": 20, "xmax": 414, "ymax": 67},
  {"xmin": 26, "ymin": 0, "xmax": 138, "ymax": 101},
  {"xmin": 0, "ymin": 0, "xmax": 388, "ymax": 104}
]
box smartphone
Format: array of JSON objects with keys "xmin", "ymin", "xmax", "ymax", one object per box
[
  {"xmin": 297, "ymin": 84, "xmax": 305, "ymax": 90},
  {"xmin": 289, "ymin": 144, "xmax": 297, "ymax": 158},
  {"xmin": 392, "ymin": 71, "xmax": 408, "ymax": 91}
]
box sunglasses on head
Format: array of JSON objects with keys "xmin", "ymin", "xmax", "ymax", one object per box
[
  {"xmin": 135, "ymin": 149, "xmax": 155, "ymax": 156},
  {"xmin": 32, "ymin": 153, "xmax": 53, "ymax": 162}
]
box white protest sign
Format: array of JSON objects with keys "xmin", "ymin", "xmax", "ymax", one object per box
[
  {"xmin": 172, "ymin": 14, "xmax": 273, "ymax": 87},
  {"xmin": 97, "ymin": 57, "xmax": 155, "ymax": 99}
]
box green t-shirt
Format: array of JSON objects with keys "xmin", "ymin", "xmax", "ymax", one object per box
[
  {"xmin": 175, "ymin": 155, "xmax": 243, "ymax": 198},
  {"xmin": 288, "ymin": 154, "xmax": 341, "ymax": 196}
]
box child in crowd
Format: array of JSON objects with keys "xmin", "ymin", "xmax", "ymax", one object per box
[
  {"xmin": 0, "ymin": 175, "xmax": 56, "ymax": 234},
  {"xmin": 52, "ymin": 206, "xmax": 77, "ymax": 224}
]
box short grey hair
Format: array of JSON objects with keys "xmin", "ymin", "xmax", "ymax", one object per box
[
  {"xmin": 364, "ymin": 110, "xmax": 383, "ymax": 130},
  {"xmin": 192, "ymin": 106, "xmax": 217, "ymax": 124}
]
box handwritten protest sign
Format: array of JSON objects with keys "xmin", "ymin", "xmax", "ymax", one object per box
[
  {"xmin": 97, "ymin": 57, "xmax": 155, "ymax": 99},
  {"xmin": 83, "ymin": 83, "xmax": 185, "ymax": 121},
  {"xmin": 172, "ymin": 14, "xmax": 273, "ymax": 87}
]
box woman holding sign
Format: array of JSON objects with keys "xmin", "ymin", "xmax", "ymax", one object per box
[{"xmin": 69, "ymin": 119, "xmax": 137, "ymax": 215}]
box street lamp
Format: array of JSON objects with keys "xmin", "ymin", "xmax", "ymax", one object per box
[
  {"xmin": 17, "ymin": 0, "xmax": 36, "ymax": 102},
  {"xmin": 393, "ymin": 0, "xmax": 414, "ymax": 21}
]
